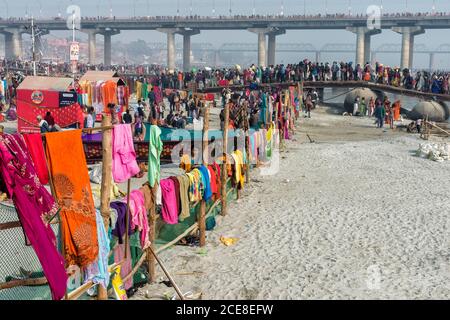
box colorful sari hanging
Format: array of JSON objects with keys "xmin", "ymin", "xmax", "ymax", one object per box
[
  {"xmin": 0, "ymin": 134, "xmax": 67, "ymax": 300},
  {"xmin": 45, "ymin": 130, "xmax": 98, "ymax": 268}
]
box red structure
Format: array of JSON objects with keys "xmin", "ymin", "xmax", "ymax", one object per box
[{"xmin": 17, "ymin": 76, "xmax": 82, "ymax": 133}]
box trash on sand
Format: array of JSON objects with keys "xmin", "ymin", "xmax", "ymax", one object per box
[
  {"xmin": 196, "ymin": 248, "xmax": 208, "ymax": 256},
  {"xmin": 416, "ymin": 143, "xmax": 449, "ymax": 162},
  {"xmin": 220, "ymin": 236, "xmax": 239, "ymax": 246}
]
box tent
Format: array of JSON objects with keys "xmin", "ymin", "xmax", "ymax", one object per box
[
  {"xmin": 17, "ymin": 76, "xmax": 82, "ymax": 133},
  {"xmin": 78, "ymin": 71, "xmax": 128, "ymax": 121}
]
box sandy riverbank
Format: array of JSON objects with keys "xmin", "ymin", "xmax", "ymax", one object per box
[{"xmin": 133, "ymin": 105, "xmax": 450, "ymax": 300}]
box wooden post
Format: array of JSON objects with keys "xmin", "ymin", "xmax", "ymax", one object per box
[
  {"xmin": 199, "ymin": 107, "xmax": 209, "ymax": 247},
  {"xmin": 244, "ymin": 103, "xmax": 250, "ymax": 184},
  {"xmin": 265, "ymin": 93, "xmax": 270, "ymax": 129},
  {"xmin": 279, "ymin": 93, "xmax": 284, "ymax": 148},
  {"xmin": 124, "ymin": 179, "xmax": 131, "ymax": 258},
  {"xmin": 147, "ymin": 187, "xmax": 157, "ymax": 283},
  {"xmin": 221, "ymin": 103, "xmax": 230, "ymax": 216},
  {"xmin": 98, "ymin": 114, "xmax": 113, "ymax": 300}
]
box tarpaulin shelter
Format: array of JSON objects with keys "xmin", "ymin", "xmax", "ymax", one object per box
[{"xmin": 17, "ymin": 76, "xmax": 81, "ymax": 133}]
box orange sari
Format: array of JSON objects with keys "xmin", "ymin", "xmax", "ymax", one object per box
[
  {"xmin": 45, "ymin": 130, "xmax": 98, "ymax": 267},
  {"xmin": 393, "ymin": 101, "xmax": 401, "ymax": 121},
  {"xmin": 102, "ymin": 80, "xmax": 118, "ymax": 111}
]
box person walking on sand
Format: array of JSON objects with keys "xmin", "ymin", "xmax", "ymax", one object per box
[
  {"xmin": 416, "ymin": 118, "xmax": 422, "ymax": 133},
  {"xmin": 359, "ymin": 97, "xmax": 366, "ymax": 117},
  {"xmin": 373, "ymin": 101, "xmax": 385, "ymax": 128},
  {"xmin": 305, "ymin": 93, "xmax": 313, "ymax": 118},
  {"xmin": 353, "ymin": 96, "xmax": 360, "ymax": 116},
  {"xmin": 369, "ymin": 97, "xmax": 375, "ymax": 116},
  {"xmin": 388, "ymin": 102, "xmax": 395, "ymax": 129}
]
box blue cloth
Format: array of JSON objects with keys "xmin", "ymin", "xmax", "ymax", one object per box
[
  {"xmin": 199, "ymin": 165, "xmax": 212, "ymax": 201},
  {"xmin": 84, "ymin": 209, "xmax": 111, "ymax": 292},
  {"xmin": 260, "ymin": 93, "xmax": 267, "ymax": 124}
]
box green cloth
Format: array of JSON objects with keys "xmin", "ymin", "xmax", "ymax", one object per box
[
  {"xmin": 148, "ymin": 125, "xmax": 163, "ymax": 188},
  {"xmin": 359, "ymin": 102, "xmax": 366, "ymax": 115},
  {"xmin": 141, "ymin": 83, "xmax": 148, "ymax": 102}
]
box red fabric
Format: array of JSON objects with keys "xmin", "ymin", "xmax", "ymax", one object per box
[
  {"xmin": 23, "ymin": 133, "xmax": 49, "ymax": 185},
  {"xmin": 17, "ymin": 87, "xmax": 82, "ymax": 132},
  {"xmin": 17, "ymin": 99, "xmax": 82, "ymax": 133},
  {"xmin": 168, "ymin": 176, "xmax": 181, "ymax": 216},
  {"xmin": 17, "ymin": 89, "xmax": 60, "ymax": 109},
  {"xmin": 212, "ymin": 162, "xmax": 222, "ymax": 198},
  {"xmin": 207, "ymin": 166, "xmax": 218, "ymax": 195}
]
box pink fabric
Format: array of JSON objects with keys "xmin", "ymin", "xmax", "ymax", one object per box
[
  {"xmin": 113, "ymin": 243, "xmax": 133, "ymax": 290},
  {"xmin": 0, "ymin": 134, "xmax": 67, "ymax": 300},
  {"xmin": 128, "ymin": 190, "xmax": 149, "ymax": 249},
  {"xmin": 112, "ymin": 124, "xmax": 140, "ymax": 183},
  {"xmin": 160, "ymin": 178, "xmax": 179, "ymax": 225}
]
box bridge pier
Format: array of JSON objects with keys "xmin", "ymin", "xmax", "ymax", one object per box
[
  {"xmin": 248, "ymin": 28, "xmax": 268, "ymax": 68},
  {"xmin": 99, "ymin": 29, "xmax": 120, "ymax": 67},
  {"xmin": 315, "ymin": 51, "xmax": 321, "ymax": 63},
  {"xmin": 392, "ymin": 26, "xmax": 425, "ymax": 70},
  {"xmin": 176, "ymin": 29, "xmax": 200, "ymax": 72},
  {"xmin": 81, "ymin": 29, "xmax": 98, "ymax": 65},
  {"xmin": 266, "ymin": 28, "xmax": 285, "ymax": 66},
  {"xmin": 157, "ymin": 28, "xmax": 180, "ymax": 70},
  {"xmin": 347, "ymin": 27, "xmax": 381, "ymax": 66},
  {"xmin": 1, "ymin": 28, "xmax": 25, "ymax": 60},
  {"xmin": 429, "ymin": 53, "xmax": 435, "ymax": 71}
]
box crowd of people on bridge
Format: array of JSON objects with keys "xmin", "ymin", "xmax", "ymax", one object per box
[{"xmin": 2, "ymin": 10, "xmax": 449, "ymax": 22}]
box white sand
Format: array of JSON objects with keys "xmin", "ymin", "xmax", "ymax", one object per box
[{"xmin": 133, "ymin": 107, "xmax": 450, "ymax": 300}]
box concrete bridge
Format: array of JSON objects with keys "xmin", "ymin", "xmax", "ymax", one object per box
[{"xmin": 1, "ymin": 15, "xmax": 450, "ymax": 70}]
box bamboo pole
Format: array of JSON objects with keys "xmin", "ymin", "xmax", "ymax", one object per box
[
  {"xmin": 199, "ymin": 107, "xmax": 209, "ymax": 247},
  {"xmin": 147, "ymin": 245, "xmax": 185, "ymax": 300},
  {"xmin": 124, "ymin": 179, "xmax": 131, "ymax": 259},
  {"xmin": 98, "ymin": 114, "xmax": 112, "ymax": 300},
  {"xmin": 221, "ymin": 103, "xmax": 230, "ymax": 216},
  {"xmin": 147, "ymin": 186, "xmax": 157, "ymax": 283},
  {"xmin": 244, "ymin": 102, "xmax": 250, "ymax": 184},
  {"xmin": 66, "ymin": 281, "xmax": 95, "ymax": 300},
  {"xmin": 0, "ymin": 278, "xmax": 48, "ymax": 290},
  {"xmin": 265, "ymin": 93, "xmax": 270, "ymax": 129},
  {"xmin": 425, "ymin": 120, "xmax": 450, "ymax": 136}
]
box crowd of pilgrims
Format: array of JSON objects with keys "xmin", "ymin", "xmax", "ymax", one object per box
[{"xmin": 2, "ymin": 58, "xmax": 449, "ymax": 95}]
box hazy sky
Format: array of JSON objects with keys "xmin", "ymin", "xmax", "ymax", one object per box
[{"xmin": 4, "ymin": 0, "xmax": 450, "ymax": 68}]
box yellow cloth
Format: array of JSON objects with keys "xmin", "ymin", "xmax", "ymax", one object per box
[
  {"xmin": 220, "ymin": 236, "xmax": 239, "ymax": 246},
  {"xmin": 176, "ymin": 175, "xmax": 191, "ymax": 222},
  {"xmin": 79, "ymin": 81, "xmax": 93, "ymax": 107},
  {"xmin": 179, "ymin": 154, "xmax": 191, "ymax": 172},
  {"xmin": 266, "ymin": 125, "xmax": 273, "ymax": 142},
  {"xmin": 284, "ymin": 90, "xmax": 289, "ymax": 107},
  {"xmin": 135, "ymin": 81, "xmax": 142, "ymax": 100},
  {"xmin": 232, "ymin": 150, "xmax": 245, "ymax": 189}
]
